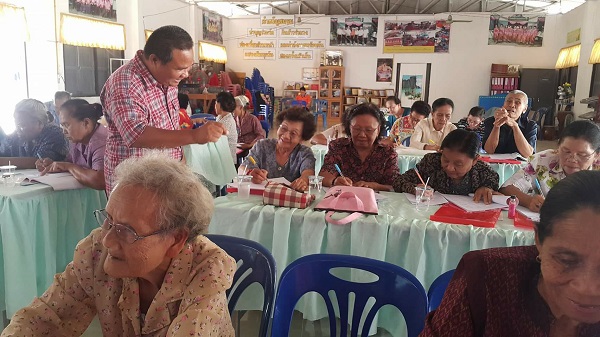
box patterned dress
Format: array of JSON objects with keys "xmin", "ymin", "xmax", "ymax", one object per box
[
  {"xmin": 321, "ymin": 138, "xmax": 399, "ymax": 185},
  {"xmin": 2, "ymin": 229, "xmax": 236, "ymax": 337},
  {"xmin": 420, "ymin": 246, "xmax": 600, "ymax": 336},
  {"xmin": 502, "ymin": 149, "xmax": 600, "ymax": 195},
  {"xmin": 0, "ymin": 123, "xmax": 68, "ymax": 161},
  {"xmin": 389, "ymin": 115, "xmax": 416, "ymax": 144},
  {"xmin": 241, "ymin": 138, "xmax": 316, "ymax": 182},
  {"xmin": 393, "ymin": 152, "xmax": 499, "ymax": 194}
]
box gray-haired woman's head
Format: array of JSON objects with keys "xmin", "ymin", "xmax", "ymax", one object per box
[
  {"xmin": 113, "ymin": 152, "xmax": 214, "ymax": 242},
  {"xmin": 14, "ymin": 99, "xmax": 50, "ymax": 141}
]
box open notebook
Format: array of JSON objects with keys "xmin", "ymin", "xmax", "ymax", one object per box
[
  {"xmin": 226, "ymin": 177, "xmax": 291, "ymax": 195},
  {"xmin": 24, "ymin": 172, "xmax": 85, "ymax": 191}
]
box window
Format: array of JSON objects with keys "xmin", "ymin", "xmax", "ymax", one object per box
[
  {"xmin": 558, "ymin": 66, "xmax": 578, "ymax": 93},
  {"xmin": 591, "ymin": 64, "xmax": 600, "ymax": 97},
  {"xmin": 63, "ymin": 45, "xmax": 124, "ymax": 96}
]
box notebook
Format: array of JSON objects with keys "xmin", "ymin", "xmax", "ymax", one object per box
[
  {"xmin": 226, "ymin": 177, "xmax": 291, "ymax": 195},
  {"xmin": 430, "ymin": 203, "xmax": 502, "ymax": 228},
  {"xmin": 24, "ymin": 172, "xmax": 85, "ymax": 191}
]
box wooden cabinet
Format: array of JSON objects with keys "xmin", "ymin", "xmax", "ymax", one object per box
[
  {"xmin": 319, "ymin": 66, "xmax": 344, "ymax": 124},
  {"xmin": 343, "ymin": 88, "xmax": 389, "ymax": 112}
]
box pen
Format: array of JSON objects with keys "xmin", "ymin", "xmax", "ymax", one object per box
[
  {"xmin": 414, "ymin": 167, "xmax": 426, "ymax": 186},
  {"xmin": 36, "ymin": 153, "xmax": 43, "ymax": 160},
  {"xmin": 534, "ymin": 177, "xmax": 545, "ymax": 198},
  {"xmin": 248, "ymin": 156, "xmax": 258, "ymax": 166},
  {"xmin": 334, "ymin": 163, "xmax": 344, "ymax": 177},
  {"xmin": 428, "ymin": 139, "xmax": 437, "ymax": 145}
]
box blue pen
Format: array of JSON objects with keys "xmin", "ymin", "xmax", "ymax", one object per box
[
  {"xmin": 534, "ymin": 177, "xmax": 545, "ymax": 197},
  {"xmin": 36, "ymin": 153, "xmax": 43, "ymax": 160},
  {"xmin": 334, "ymin": 164, "xmax": 344, "ymax": 177}
]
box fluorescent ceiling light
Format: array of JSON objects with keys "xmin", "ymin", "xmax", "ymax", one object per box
[{"xmin": 497, "ymin": 0, "xmax": 585, "ymax": 13}]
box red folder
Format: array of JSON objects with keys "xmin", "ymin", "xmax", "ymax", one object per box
[
  {"xmin": 479, "ymin": 157, "xmax": 523, "ymax": 165},
  {"xmin": 225, "ymin": 186, "xmax": 264, "ymax": 196},
  {"xmin": 514, "ymin": 210, "xmax": 536, "ymax": 229},
  {"xmin": 430, "ymin": 203, "xmax": 501, "ymax": 228}
]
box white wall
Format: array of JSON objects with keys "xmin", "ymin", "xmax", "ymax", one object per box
[{"xmin": 225, "ymin": 13, "xmax": 564, "ymax": 121}]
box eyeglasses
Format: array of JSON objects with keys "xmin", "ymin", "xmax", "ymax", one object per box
[
  {"xmin": 350, "ymin": 126, "xmax": 379, "ymax": 136},
  {"xmin": 94, "ymin": 209, "xmax": 168, "ymax": 244},
  {"xmin": 558, "ymin": 148, "xmax": 595, "ymax": 162},
  {"xmin": 278, "ymin": 125, "xmax": 301, "ymax": 139}
]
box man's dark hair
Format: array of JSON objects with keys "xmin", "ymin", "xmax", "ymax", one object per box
[
  {"xmin": 143, "ymin": 25, "xmax": 193, "ymax": 64},
  {"xmin": 410, "ymin": 101, "xmax": 431, "ymax": 117},
  {"xmin": 216, "ymin": 92, "xmax": 236, "ymax": 113},
  {"xmin": 385, "ymin": 96, "xmax": 401, "ymax": 105},
  {"xmin": 468, "ymin": 106, "xmax": 485, "ymax": 118},
  {"xmin": 178, "ymin": 93, "xmax": 190, "ymax": 110}
]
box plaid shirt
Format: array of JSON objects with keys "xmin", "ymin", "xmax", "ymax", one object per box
[{"xmin": 101, "ymin": 50, "xmax": 182, "ymax": 194}]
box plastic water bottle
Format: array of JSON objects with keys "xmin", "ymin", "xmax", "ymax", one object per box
[{"xmin": 507, "ymin": 195, "xmax": 519, "ymax": 219}]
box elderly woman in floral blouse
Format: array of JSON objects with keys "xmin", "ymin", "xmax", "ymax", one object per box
[
  {"xmin": 320, "ymin": 103, "xmax": 399, "ymax": 192},
  {"xmin": 393, "ymin": 129, "xmax": 499, "ymax": 203},
  {"xmin": 2, "ymin": 153, "xmax": 235, "ymax": 336},
  {"xmin": 500, "ymin": 120, "xmax": 600, "ymax": 212}
]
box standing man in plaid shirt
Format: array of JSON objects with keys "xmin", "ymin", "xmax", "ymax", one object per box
[{"xmin": 101, "ymin": 25, "xmax": 226, "ymax": 194}]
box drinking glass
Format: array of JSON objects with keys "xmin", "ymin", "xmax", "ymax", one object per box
[
  {"xmin": 308, "ymin": 175, "xmax": 324, "ymax": 197},
  {"xmin": 415, "ymin": 186, "xmax": 434, "ymax": 212},
  {"xmin": 236, "ymin": 175, "xmax": 252, "ymax": 199}
]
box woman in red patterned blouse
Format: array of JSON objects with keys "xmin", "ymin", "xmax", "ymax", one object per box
[
  {"xmin": 320, "ymin": 103, "xmax": 399, "ymax": 191},
  {"xmin": 420, "ymin": 170, "xmax": 600, "ymax": 337}
]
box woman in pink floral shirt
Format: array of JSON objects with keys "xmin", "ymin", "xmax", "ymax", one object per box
[
  {"xmin": 501, "ymin": 120, "xmax": 600, "ymax": 212},
  {"xmin": 2, "ymin": 153, "xmax": 235, "ymax": 337}
]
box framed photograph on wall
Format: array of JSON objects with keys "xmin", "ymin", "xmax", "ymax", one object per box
[
  {"xmin": 376, "ymin": 58, "xmax": 393, "ymax": 82},
  {"xmin": 395, "ymin": 63, "xmax": 432, "ymax": 108}
]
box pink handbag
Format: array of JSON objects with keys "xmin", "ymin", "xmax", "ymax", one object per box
[{"xmin": 315, "ymin": 186, "xmax": 378, "ymax": 225}]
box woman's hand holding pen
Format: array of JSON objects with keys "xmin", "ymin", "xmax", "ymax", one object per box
[
  {"xmin": 249, "ymin": 168, "xmax": 268, "ymax": 184},
  {"xmin": 333, "ymin": 176, "xmax": 353, "ymax": 186},
  {"xmin": 528, "ymin": 195, "xmax": 545, "ymax": 213},
  {"xmin": 35, "ymin": 157, "xmax": 53, "ymax": 173}
]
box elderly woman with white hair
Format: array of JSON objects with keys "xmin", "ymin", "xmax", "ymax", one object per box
[
  {"xmin": 482, "ymin": 90, "xmax": 538, "ymax": 158},
  {"xmin": 234, "ymin": 95, "xmax": 265, "ymax": 150},
  {"xmin": 0, "ymin": 98, "xmax": 68, "ymax": 165},
  {"xmin": 2, "ymin": 153, "xmax": 236, "ymax": 336}
]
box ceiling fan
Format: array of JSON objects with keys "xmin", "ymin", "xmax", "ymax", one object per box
[{"xmin": 444, "ymin": 14, "xmax": 473, "ymax": 23}]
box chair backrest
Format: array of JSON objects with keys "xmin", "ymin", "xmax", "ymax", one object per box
[
  {"xmin": 316, "ymin": 99, "xmax": 328, "ymax": 113},
  {"xmin": 401, "ymin": 136, "xmax": 411, "ymax": 147},
  {"xmin": 271, "ymin": 254, "xmax": 428, "ymax": 337},
  {"xmin": 291, "ymin": 100, "xmax": 307, "ymax": 107},
  {"xmin": 190, "ymin": 113, "xmax": 216, "ymax": 121},
  {"xmin": 427, "ymin": 269, "xmax": 455, "ymax": 312},
  {"xmin": 204, "ymin": 234, "xmax": 276, "ymax": 337}
]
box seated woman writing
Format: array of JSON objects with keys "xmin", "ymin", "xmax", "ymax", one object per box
[
  {"xmin": 393, "ymin": 129, "xmax": 499, "ymax": 203},
  {"xmin": 420, "ymin": 170, "xmax": 600, "ymax": 337},
  {"xmin": 320, "ymin": 103, "xmax": 399, "ymax": 192},
  {"xmin": 410, "ymin": 98, "xmax": 457, "ymax": 151},
  {"xmin": 35, "ymin": 99, "xmax": 107, "ymax": 190},
  {"xmin": 3, "ymin": 153, "xmax": 235, "ymax": 336},
  {"xmin": 239, "ymin": 107, "xmax": 316, "ymax": 192},
  {"xmin": 500, "ymin": 120, "xmax": 600, "ymax": 212},
  {"xmin": 0, "ymin": 99, "xmax": 68, "ymax": 168}
]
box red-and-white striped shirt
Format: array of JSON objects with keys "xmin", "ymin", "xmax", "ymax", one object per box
[{"xmin": 101, "ymin": 50, "xmax": 182, "ymax": 194}]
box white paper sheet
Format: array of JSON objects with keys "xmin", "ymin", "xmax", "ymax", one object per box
[
  {"xmin": 404, "ymin": 192, "xmax": 448, "ymax": 205},
  {"xmin": 25, "ymin": 172, "xmax": 85, "ymax": 191},
  {"xmin": 516, "ymin": 206, "xmax": 540, "ymax": 222},
  {"xmin": 481, "ymin": 153, "xmax": 527, "ymax": 161},
  {"xmin": 442, "ymin": 194, "xmax": 508, "ymax": 212}
]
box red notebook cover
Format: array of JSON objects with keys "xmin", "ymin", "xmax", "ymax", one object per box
[
  {"xmin": 479, "ymin": 157, "xmax": 523, "ymax": 165},
  {"xmin": 514, "ymin": 210, "xmax": 536, "ymax": 229},
  {"xmin": 430, "ymin": 203, "xmax": 501, "ymax": 228},
  {"xmin": 225, "ymin": 186, "xmax": 264, "ymax": 196}
]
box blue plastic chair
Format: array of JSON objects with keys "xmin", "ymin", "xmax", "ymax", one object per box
[
  {"xmin": 291, "ymin": 100, "xmax": 307, "ymax": 107},
  {"xmin": 314, "ymin": 99, "xmax": 328, "ymax": 128},
  {"xmin": 401, "ymin": 136, "xmax": 411, "ymax": 147},
  {"xmin": 427, "ymin": 269, "xmax": 455, "ymax": 312},
  {"xmin": 271, "ymin": 254, "xmax": 428, "ymax": 337},
  {"xmin": 190, "ymin": 113, "xmax": 216, "ymax": 121},
  {"xmin": 204, "ymin": 234, "xmax": 276, "ymax": 337},
  {"xmin": 385, "ymin": 115, "xmax": 397, "ymax": 135}
]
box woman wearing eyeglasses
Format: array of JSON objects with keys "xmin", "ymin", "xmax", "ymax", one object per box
[
  {"xmin": 238, "ymin": 107, "xmax": 316, "ymax": 192},
  {"xmin": 500, "ymin": 120, "xmax": 600, "ymax": 212},
  {"xmin": 320, "ymin": 103, "xmax": 399, "ymax": 192},
  {"xmin": 3, "ymin": 153, "xmax": 236, "ymax": 336}
]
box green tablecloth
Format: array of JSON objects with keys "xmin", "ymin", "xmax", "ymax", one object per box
[
  {"xmin": 0, "ymin": 183, "xmax": 107, "ymax": 317},
  {"xmin": 208, "ymin": 192, "xmax": 534, "ymax": 336},
  {"xmin": 312, "ymin": 145, "xmax": 525, "ymax": 186}
]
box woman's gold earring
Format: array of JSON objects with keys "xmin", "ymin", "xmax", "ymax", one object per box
[{"xmin": 536, "ymin": 255, "xmax": 542, "ymax": 263}]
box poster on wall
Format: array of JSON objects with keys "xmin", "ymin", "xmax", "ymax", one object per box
[
  {"xmin": 395, "ymin": 63, "xmax": 431, "ymax": 108},
  {"xmin": 203, "ymin": 12, "xmax": 223, "ymax": 44},
  {"xmin": 488, "ymin": 14, "xmax": 545, "ymax": 47},
  {"xmin": 376, "ymin": 58, "xmax": 393, "ymax": 82},
  {"xmin": 330, "ymin": 17, "xmax": 378, "ymax": 47},
  {"xmin": 383, "ymin": 20, "xmax": 450, "ymax": 53},
  {"xmin": 69, "ymin": 0, "xmax": 117, "ymax": 21}
]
